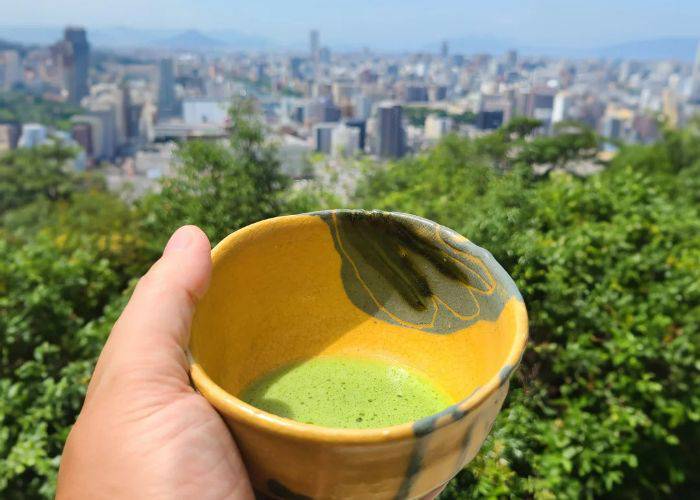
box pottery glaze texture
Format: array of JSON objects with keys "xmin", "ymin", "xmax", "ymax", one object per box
[{"xmin": 189, "ymin": 210, "xmax": 528, "ymax": 499}]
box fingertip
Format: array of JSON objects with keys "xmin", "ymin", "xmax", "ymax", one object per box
[{"xmin": 164, "ymin": 225, "xmax": 211, "ymax": 256}]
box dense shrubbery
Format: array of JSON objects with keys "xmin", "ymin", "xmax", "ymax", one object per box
[
  {"xmin": 0, "ymin": 104, "xmax": 698, "ymax": 498},
  {"xmin": 356, "ymin": 124, "xmax": 700, "ymax": 498}
]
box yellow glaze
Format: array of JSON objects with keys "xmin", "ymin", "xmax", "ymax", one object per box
[{"xmin": 190, "ymin": 211, "xmax": 528, "ymax": 499}]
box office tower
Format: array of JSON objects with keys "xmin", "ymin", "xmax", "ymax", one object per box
[
  {"xmin": 440, "ymin": 40, "xmax": 449, "ymax": 58},
  {"xmin": 404, "ymin": 84, "xmax": 428, "ymax": 102},
  {"xmin": 506, "ymin": 49, "xmax": 518, "ymax": 68},
  {"xmin": 690, "ymin": 42, "xmax": 700, "ymax": 102},
  {"xmin": 345, "ymin": 119, "xmax": 366, "ymax": 150},
  {"xmin": 331, "ymin": 124, "xmax": 361, "ymax": 157},
  {"xmin": 87, "ymin": 107, "xmax": 117, "ymax": 160},
  {"xmin": 552, "ymin": 91, "xmax": 574, "ymax": 124},
  {"xmin": 0, "ymin": 50, "xmax": 21, "ymax": 90},
  {"xmin": 158, "ymin": 59, "xmax": 179, "ymax": 120},
  {"xmin": 319, "ymin": 47, "xmax": 331, "ymax": 65},
  {"xmin": 310, "ymin": 30, "xmax": 320, "ymax": 62},
  {"xmin": 72, "ymin": 115, "xmax": 103, "ymax": 160},
  {"xmin": 71, "ymin": 122, "xmax": 93, "ymax": 157},
  {"xmin": 662, "ymin": 89, "xmax": 680, "ymax": 128},
  {"xmin": 313, "ymin": 123, "xmax": 335, "ymax": 154},
  {"xmin": 18, "ymin": 124, "xmax": 48, "ymax": 148},
  {"xmin": 121, "ymin": 81, "xmax": 137, "ymax": 139},
  {"xmin": 425, "ymin": 115, "xmax": 453, "ymax": 140},
  {"xmin": 475, "ymin": 110, "xmax": 504, "ymax": 130},
  {"xmin": 429, "ymin": 85, "xmax": 448, "ymax": 102},
  {"xmin": 352, "ymin": 94, "xmax": 374, "ymax": 120},
  {"xmin": 290, "ymin": 57, "xmax": 304, "ymax": 80},
  {"xmin": 0, "ymin": 122, "xmax": 20, "ymax": 151},
  {"xmin": 377, "ymin": 103, "xmax": 405, "ymax": 159},
  {"xmin": 61, "ymin": 27, "xmax": 90, "ymax": 105},
  {"xmin": 323, "ymin": 101, "xmax": 342, "ymax": 122}
]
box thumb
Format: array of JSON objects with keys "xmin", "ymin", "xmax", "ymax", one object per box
[{"xmin": 90, "ymin": 225, "xmax": 212, "ymax": 394}]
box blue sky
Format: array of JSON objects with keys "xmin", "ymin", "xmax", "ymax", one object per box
[{"xmin": 1, "ymin": 0, "xmax": 699, "ymax": 49}]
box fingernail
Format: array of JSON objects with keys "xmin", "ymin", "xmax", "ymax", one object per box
[{"xmin": 165, "ymin": 226, "xmax": 193, "ymax": 254}]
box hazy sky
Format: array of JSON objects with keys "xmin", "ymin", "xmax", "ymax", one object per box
[{"xmin": 2, "ymin": 0, "xmax": 699, "ymax": 49}]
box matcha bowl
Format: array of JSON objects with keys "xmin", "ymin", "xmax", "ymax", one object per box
[{"xmin": 189, "ymin": 210, "xmax": 528, "ymax": 499}]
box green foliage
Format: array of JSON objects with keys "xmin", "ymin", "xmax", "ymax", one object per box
[
  {"xmin": 0, "ymin": 91, "xmax": 83, "ymax": 131},
  {"xmin": 0, "ymin": 99, "xmax": 327, "ymax": 498},
  {"xmin": 0, "ymin": 144, "xmax": 83, "ymax": 215},
  {"xmin": 356, "ymin": 124, "xmax": 700, "ymax": 498},
  {"xmin": 138, "ymin": 99, "xmax": 293, "ymax": 249},
  {"xmin": 2, "ymin": 104, "xmax": 698, "ymax": 498},
  {"xmin": 403, "ymin": 106, "xmax": 476, "ymax": 127}
]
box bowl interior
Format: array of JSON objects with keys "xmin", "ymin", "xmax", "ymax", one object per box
[{"xmin": 191, "ymin": 211, "xmax": 524, "ymax": 408}]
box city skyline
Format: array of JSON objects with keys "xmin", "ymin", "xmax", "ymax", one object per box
[{"xmin": 1, "ymin": 0, "xmax": 699, "ymax": 52}]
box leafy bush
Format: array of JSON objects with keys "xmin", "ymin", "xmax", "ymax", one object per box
[
  {"xmin": 357, "ymin": 123, "xmax": 700, "ymax": 498},
  {"xmin": 1, "ymin": 108, "xmax": 698, "ymax": 498}
]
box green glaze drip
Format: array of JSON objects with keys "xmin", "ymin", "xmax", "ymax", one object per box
[
  {"xmin": 240, "ymin": 356, "xmax": 453, "ymax": 429},
  {"xmin": 332, "ymin": 210, "xmax": 479, "ymax": 310}
]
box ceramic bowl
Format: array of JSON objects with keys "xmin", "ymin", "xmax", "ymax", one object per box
[{"xmin": 189, "ymin": 210, "xmax": 527, "ymax": 499}]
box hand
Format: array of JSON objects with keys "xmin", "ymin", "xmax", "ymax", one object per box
[{"xmin": 57, "ymin": 226, "xmax": 253, "ymax": 499}]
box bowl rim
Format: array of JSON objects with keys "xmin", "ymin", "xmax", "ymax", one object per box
[{"xmin": 189, "ymin": 209, "xmax": 528, "ymax": 444}]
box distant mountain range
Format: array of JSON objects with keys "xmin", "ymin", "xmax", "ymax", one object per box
[
  {"xmin": 152, "ymin": 30, "xmax": 227, "ymax": 50},
  {"xmin": 0, "ymin": 25, "xmax": 697, "ymax": 61},
  {"xmin": 0, "ymin": 26, "xmax": 270, "ymax": 51}
]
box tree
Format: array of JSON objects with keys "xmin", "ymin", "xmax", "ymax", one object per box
[
  {"xmin": 0, "ymin": 144, "xmax": 82, "ymax": 215},
  {"xmin": 139, "ymin": 99, "xmax": 293, "ymax": 249}
]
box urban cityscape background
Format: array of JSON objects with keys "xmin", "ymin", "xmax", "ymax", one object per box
[{"xmin": 1, "ymin": 10, "xmax": 700, "ymax": 197}]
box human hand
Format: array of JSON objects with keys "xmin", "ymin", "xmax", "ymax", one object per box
[{"xmin": 57, "ymin": 226, "xmax": 253, "ymax": 499}]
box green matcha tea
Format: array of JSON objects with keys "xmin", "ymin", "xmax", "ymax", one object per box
[{"xmin": 240, "ymin": 356, "xmax": 453, "ymax": 429}]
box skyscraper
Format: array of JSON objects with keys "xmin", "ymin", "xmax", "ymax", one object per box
[
  {"xmin": 309, "ymin": 30, "xmax": 320, "ymax": 62},
  {"xmin": 440, "ymin": 40, "xmax": 449, "ymax": 58},
  {"xmin": 158, "ymin": 59, "xmax": 178, "ymax": 120},
  {"xmin": 690, "ymin": 42, "xmax": 700, "ymax": 103},
  {"xmin": 377, "ymin": 103, "xmax": 405, "ymax": 159},
  {"xmin": 61, "ymin": 27, "xmax": 90, "ymax": 105},
  {"xmin": 0, "ymin": 50, "xmax": 21, "ymax": 90}
]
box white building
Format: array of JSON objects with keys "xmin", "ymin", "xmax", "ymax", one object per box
[
  {"xmin": 552, "ymin": 91, "xmax": 574, "ymax": 124},
  {"xmin": 313, "ymin": 122, "xmax": 336, "ymax": 154},
  {"xmin": 331, "ymin": 123, "xmax": 361, "ymax": 157},
  {"xmin": 277, "ymin": 134, "xmax": 312, "ymax": 178},
  {"xmin": 18, "ymin": 124, "xmax": 48, "ymax": 148},
  {"xmin": 183, "ymin": 98, "xmax": 229, "ymax": 126},
  {"xmin": 425, "ymin": 115, "xmax": 453, "ymax": 140}
]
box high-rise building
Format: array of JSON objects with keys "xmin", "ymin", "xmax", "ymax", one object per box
[
  {"xmin": 313, "ymin": 122, "xmax": 336, "ymax": 154},
  {"xmin": 18, "ymin": 124, "xmax": 48, "ymax": 148},
  {"xmin": 440, "ymin": 40, "xmax": 449, "ymax": 58},
  {"xmin": 61, "ymin": 27, "xmax": 90, "ymax": 105},
  {"xmin": 345, "ymin": 119, "xmax": 367, "ymax": 150},
  {"xmin": 506, "ymin": 49, "xmax": 518, "ymax": 68},
  {"xmin": 71, "ymin": 122, "xmax": 94, "ymax": 157},
  {"xmin": 690, "ymin": 42, "xmax": 700, "ymax": 103},
  {"xmin": 158, "ymin": 58, "xmax": 179, "ymax": 120},
  {"xmin": 475, "ymin": 110, "xmax": 504, "ymax": 130},
  {"xmin": 404, "ymin": 84, "xmax": 428, "ymax": 103},
  {"xmin": 87, "ymin": 107, "xmax": 117, "ymax": 160},
  {"xmin": 71, "ymin": 115, "xmax": 103, "ymax": 160},
  {"xmin": 289, "ymin": 57, "xmax": 304, "ymax": 80},
  {"xmin": 331, "ymin": 123, "xmax": 361, "ymax": 157},
  {"xmin": 310, "ymin": 30, "xmax": 320, "ymax": 62},
  {"xmin": 377, "ymin": 103, "xmax": 405, "ymax": 159},
  {"xmin": 552, "ymin": 91, "xmax": 574, "ymax": 124},
  {"xmin": 0, "ymin": 122, "xmax": 20, "ymax": 151},
  {"xmin": 319, "ymin": 47, "xmax": 331, "ymax": 65},
  {"xmin": 0, "ymin": 50, "xmax": 21, "ymax": 90},
  {"xmin": 425, "ymin": 115, "xmax": 453, "ymax": 140}
]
